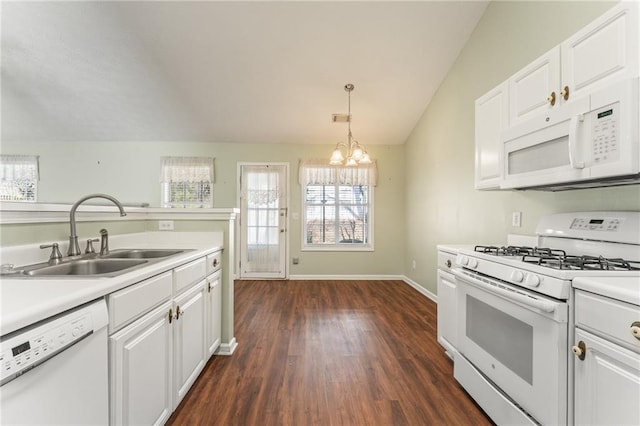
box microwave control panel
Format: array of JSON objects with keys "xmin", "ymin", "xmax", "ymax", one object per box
[{"xmin": 590, "ymin": 103, "xmax": 619, "ymax": 164}]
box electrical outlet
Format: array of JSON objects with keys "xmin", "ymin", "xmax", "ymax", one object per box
[
  {"xmin": 292, "ymin": 257, "xmax": 299, "ymax": 265},
  {"xmin": 159, "ymin": 220, "xmax": 174, "ymax": 231},
  {"xmin": 512, "ymin": 212, "xmax": 522, "ymax": 227},
  {"xmin": 412, "ymin": 259, "xmax": 416, "ymax": 270}
]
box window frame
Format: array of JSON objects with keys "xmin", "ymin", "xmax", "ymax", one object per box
[
  {"xmin": 159, "ymin": 156, "xmax": 214, "ymax": 209},
  {"xmin": 0, "ymin": 155, "xmax": 39, "ymax": 203},
  {"xmin": 301, "ymin": 182, "xmax": 374, "ymax": 252},
  {"xmin": 160, "ymin": 181, "xmax": 213, "ymax": 209}
]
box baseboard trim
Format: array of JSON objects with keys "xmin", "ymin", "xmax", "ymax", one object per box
[
  {"xmin": 285, "ymin": 274, "xmax": 437, "ymax": 303},
  {"xmin": 215, "ymin": 337, "xmax": 238, "ymax": 356},
  {"xmin": 400, "ymin": 276, "xmax": 438, "ymax": 303},
  {"xmin": 288, "ymin": 274, "xmax": 406, "ymax": 281}
]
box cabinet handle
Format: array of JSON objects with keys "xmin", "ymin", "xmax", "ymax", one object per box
[
  {"xmin": 560, "ymin": 86, "xmax": 570, "ymax": 101},
  {"xmin": 631, "ymin": 321, "xmax": 640, "ymax": 340},
  {"xmin": 546, "ymin": 91, "xmax": 556, "ymax": 106},
  {"xmin": 207, "ymin": 279, "xmax": 212, "ymax": 293},
  {"xmin": 572, "ymin": 340, "xmax": 586, "ymax": 361},
  {"xmin": 168, "ymin": 308, "xmax": 173, "ymax": 324},
  {"xmin": 176, "ymin": 305, "xmax": 182, "ymax": 320},
  {"xmin": 445, "ymin": 260, "xmax": 452, "ymax": 268},
  {"xmin": 213, "ymin": 258, "xmax": 219, "ymax": 267}
]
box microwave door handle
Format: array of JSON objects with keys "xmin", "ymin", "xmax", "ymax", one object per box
[{"xmin": 568, "ymin": 114, "xmax": 585, "ymax": 169}]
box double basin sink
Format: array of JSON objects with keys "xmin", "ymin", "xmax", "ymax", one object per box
[{"xmin": 13, "ymin": 249, "xmax": 192, "ymax": 278}]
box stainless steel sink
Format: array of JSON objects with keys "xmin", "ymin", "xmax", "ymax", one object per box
[
  {"xmin": 23, "ymin": 259, "xmax": 148, "ymax": 277},
  {"xmin": 102, "ymin": 249, "xmax": 188, "ymax": 259}
]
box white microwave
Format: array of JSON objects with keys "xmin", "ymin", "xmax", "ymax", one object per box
[{"xmin": 501, "ymin": 77, "xmax": 639, "ymax": 190}]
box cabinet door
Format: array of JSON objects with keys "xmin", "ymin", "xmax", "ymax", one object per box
[
  {"xmin": 206, "ymin": 270, "xmax": 222, "ymax": 359},
  {"xmin": 562, "ymin": 2, "xmax": 639, "ymax": 103},
  {"xmin": 475, "ymin": 81, "xmax": 508, "ymax": 189},
  {"xmin": 574, "ymin": 328, "xmax": 640, "ymax": 426},
  {"xmin": 508, "ymin": 46, "xmax": 560, "ymax": 127},
  {"xmin": 437, "ymin": 269, "xmax": 457, "ymax": 354},
  {"xmin": 173, "ymin": 280, "xmax": 207, "ymax": 408},
  {"xmin": 110, "ymin": 301, "xmax": 173, "ymax": 426}
]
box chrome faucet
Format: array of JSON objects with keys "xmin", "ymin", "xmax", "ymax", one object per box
[
  {"xmin": 99, "ymin": 229, "xmax": 110, "ymax": 255},
  {"xmin": 68, "ymin": 194, "xmax": 126, "ymax": 256}
]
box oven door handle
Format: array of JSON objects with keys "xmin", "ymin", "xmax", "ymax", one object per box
[{"xmin": 452, "ymin": 268, "xmax": 557, "ymax": 313}]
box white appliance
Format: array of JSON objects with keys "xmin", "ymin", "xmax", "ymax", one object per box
[
  {"xmin": 0, "ymin": 299, "xmax": 109, "ymax": 425},
  {"xmin": 452, "ymin": 211, "xmax": 640, "ymax": 425},
  {"xmin": 502, "ymin": 77, "xmax": 639, "ymax": 190}
]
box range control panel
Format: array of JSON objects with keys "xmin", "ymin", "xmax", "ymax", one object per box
[
  {"xmin": 0, "ymin": 312, "xmax": 93, "ymax": 386},
  {"xmin": 570, "ymin": 217, "xmax": 624, "ymax": 232}
]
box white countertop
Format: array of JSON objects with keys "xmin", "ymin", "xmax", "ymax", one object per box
[
  {"xmin": 436, "ymin": 244, "xmax": 475, "ymax": 254},
  {"xmin": 0, "ymin": 232, "xmax": 223, "ymax": 336},
  {"xmin": 573, "ymin": 276, "xmax": 640, "ymax": 306}
]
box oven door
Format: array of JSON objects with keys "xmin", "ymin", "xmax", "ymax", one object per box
[{"xmin": 453, "ymin": 268, "xmax": 568, "ymax": 425}]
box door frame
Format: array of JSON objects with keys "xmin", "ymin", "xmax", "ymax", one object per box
[{"xmin": 236, "ymin": 162, "xmax": 290, "ymax": 279}]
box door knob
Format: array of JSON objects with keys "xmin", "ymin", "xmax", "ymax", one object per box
[
  {"xmin": 560, "ymin": 86, "xmax": 570, "ymax": 101},
  {"xmin": 547, "ymin": 91, "xmax": 556, "ymax": 106}
]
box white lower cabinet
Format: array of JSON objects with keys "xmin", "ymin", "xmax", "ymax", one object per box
[
  {"xmin": 205, "ymin": 270, "xmax": 222, "ymax": 358},
  {"xmin": 573, "ymin": 289, "xmax": 640, "ymax": 425},
  {"xmin": 173, "ymin": 279, "xmax": 207, "ymax": 407},
  {"xmin": 110, "ymin": 301, "xmax": 174, "ymax": 426},
  {"xmin": 436, "ymin": 248, "xmax": 459, "ymax": 357},
  {"xmin": 573, "ymin": 328, "xmax": 640, "ymax": 426},
  {"xmin": 108, "ymin": 251, "xmax": 223, "ymax": 425}
]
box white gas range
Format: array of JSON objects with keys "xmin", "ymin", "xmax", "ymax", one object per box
[{"xmin": 451, "ymin": 211, "xmax": 640, "ymax": 426}]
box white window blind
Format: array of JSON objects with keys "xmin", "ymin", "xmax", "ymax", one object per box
[
  {"xmin": 299, "ymin": 160, "xmax": 375, "ymax": 250},
  {"xmin": 160, "ymin": 156, "xmax": 214, "ymax": 208},
  {"xmin": 0, "ymin": 155, "xmax": 39, "ymax": 202}
]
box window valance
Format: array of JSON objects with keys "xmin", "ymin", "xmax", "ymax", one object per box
[
  {"xmin": 0, "ymin": 155, "xmax": 39, "ymax": 182},
  {"xmin": 160, "ymin": 156, "xmax": 214, "ymax": 183},
  {"xmin": 299, "ymin": 159, "xmax": 377, "ymax": 187}
]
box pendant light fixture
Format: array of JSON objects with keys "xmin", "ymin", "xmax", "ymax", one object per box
[{"xmin": 329, "ymin": 83, "xmax": 371, "ymax": 166}]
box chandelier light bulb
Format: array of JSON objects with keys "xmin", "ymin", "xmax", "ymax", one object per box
[{"xmin": 330, "ymin": 148, "xmax": 344, "ymax": 165}]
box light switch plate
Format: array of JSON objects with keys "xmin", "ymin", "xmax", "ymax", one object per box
[{"xmin": 512, "ymin": 212, "xmax": 522, "ymax": 227}]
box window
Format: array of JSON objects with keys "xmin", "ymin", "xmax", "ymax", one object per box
[
  {"xmin": 0, "ymin": 155, "xmax": 39, "ymax": 202},
  {"xmin": 160, "ymin": 156, "xmax": 214, "ymax": 208},
  {"xmin": 299, "ymin": 160, "xmax": 376, "ymax": 250}
]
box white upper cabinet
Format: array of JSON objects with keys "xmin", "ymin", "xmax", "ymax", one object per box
[
  {"xmin": 475, "ymin": 82, "xmax": 509, "ymax": 189},
  {"xmin": 508, "ymin": 47, "xmax": 561, "ymax": 127},
  {"xmin": 562, "ymin": 1, "xmax": 639, "ymax": 104}
]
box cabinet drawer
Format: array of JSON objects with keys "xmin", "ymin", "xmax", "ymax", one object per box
[
  {"xmin": 575, "ymin": 290, "xmax": 640, "ymax": 351},
  {"xmin": 206, "ymin": 251, "xmax": 222, "ymax": 274},
  {"xmin": 174, "ymin": 258, "xmax": 207, "ymax": 294},
  {"xmin": 108, "ymin": 271, "xmax": 173, "ymax": 333}
]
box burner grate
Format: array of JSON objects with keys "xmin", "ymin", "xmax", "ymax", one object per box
[{"xmin": 474, "ymin": 244, "xmax": 639, "ymax": 271}]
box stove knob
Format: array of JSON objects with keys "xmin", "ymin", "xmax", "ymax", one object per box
[
  {"xmin": 460, "ymin": 256, "xmax": 469, "ymax": 266},
  {"xmin": 526, "ymin": 274, "xmax": 541, "ymax": 288},
  {"xmin": 510, "ymin": 270, "xmax": 524, "ymax": 283},
  {"xmin": 469, "ymin": 259, "xmax": 478, "ymax": 269}
]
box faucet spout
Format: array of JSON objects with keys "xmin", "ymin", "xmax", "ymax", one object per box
[{"xmin": 68, "ymin": 193, "xmax": 127, "ymax": 256}]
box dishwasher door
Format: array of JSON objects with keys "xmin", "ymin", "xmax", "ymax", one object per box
[{"xmin": 0, "ymin": 299, "xmax": 109, "ymax": 425}]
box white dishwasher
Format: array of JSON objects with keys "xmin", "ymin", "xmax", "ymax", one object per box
[{"xmin": 0, "ymin": 299, "xmax": 109, "ymax": 425}]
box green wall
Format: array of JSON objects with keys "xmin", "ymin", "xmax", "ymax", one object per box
[
  {"xmin": 404, "ymin": 1, "xmax": 640, "ymax": 294},
  {"xmin": 0, "ymin": 141, "xmax": 405, "ymax": 276}
]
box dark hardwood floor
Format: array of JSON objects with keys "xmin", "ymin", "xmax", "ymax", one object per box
[{"xmin": 167, "ymin": 280, "xmax": 493, "ymax": 425}]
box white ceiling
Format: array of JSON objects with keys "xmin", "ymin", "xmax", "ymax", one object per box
[{"xmin": 1, "ymin": 1, "xmax": 488, "ymax": 145}]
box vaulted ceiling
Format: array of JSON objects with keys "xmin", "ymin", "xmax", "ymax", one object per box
[{"xmin": 1, "ymin": 1, "xmax": 488, "ymax": 145}]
